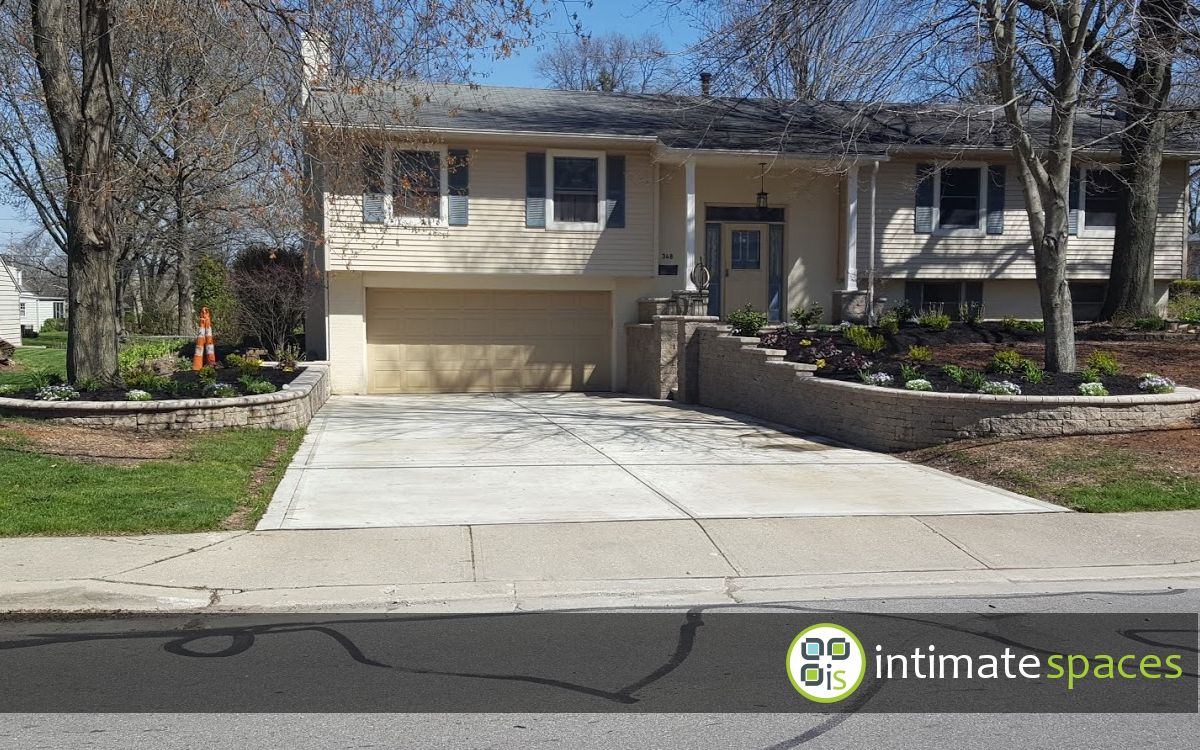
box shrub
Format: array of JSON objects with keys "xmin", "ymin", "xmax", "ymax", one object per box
[
  {"xmin": 842, "ymin": 325, "xmax": 885, "ymax": 354},
  {"xmin": 1001, "ymin": 317, "xmax": 1045, "ymax": 333},
  {"xmin": 727, "ymin": 304, "xmax": 769, "ymax": 337},
  {"xmin": 878, "ymin": 313, "xmax": 900, "ymax": 335},
  {"xmin": 1167, "ymin": 292, "xmax": 1200, "ymax": 323},
  {"xmin": 204, "ymin": 382, "xmax": 239, "ymax": 398},
  {"xmin": 789, "ymin": 302, "xmax": 824, "ymax": 328},
  {"xmin": 905, "ymin": 378, "xmax": 934, "ymax": 391},
  {"xmin": 1132, "ymin": 316, "xmax": 1165, "ymax": 331},
  {"xmin": 125, "ymin": 389, "xmax": 153, "ymax": 402},
  {"xmin": 842, "ymin": 353, "xmax": 872, "ymax": 372},
  {"xmin": 175, "ymin": 357, "xmax": 193, "ymax": 372},
  {"xmin": 41, "ymin": 317, "xmax": 67, "ymax": 333},
  {"xmin": 230, "ymin": 243, "xmax": 309, "ymax": 358},
  {"xmin": 899, "ymin": 363, "xmax": 922, "ymax": 383},
  {"xmin": 278, "ymin": 343, "xmax": 302, "ymax": 372},
  {"xmin": 917, "ymin": 306, "xmax": 951, "ymax": 331},
  {"xmin": 988, "ymin": 349, "xmax": 1025, "ymax": 374},
  {"xmin": 1078, "ymin": 382, "xmax": 1109, "ymax": 397},
  {"xmin": 1138, "ymin": 374, "xmax": 1176, "ymax": 394},
  {"xmin": 194, "ymin": 254, "xmax": 242, "ymax": 342},
  {"xmin": 0, "ymin": 384, "xmax": 19, "ymax": 395},
  {"xmin": 979, "ymin": 380, "xmax": 1022, "ymax": 396},
  {"xmin": 860, "ymin": 371, "xmax": 894, "ymax": 387},
  {"xmin": 75, "ymin": 377, "xmax": 102, "ymax": 393},
  {"xmin": 958, "ymin": 301, "xmax": 984, "ymax": 325},
  {"xmin": 1079, "ymin": 367, "xmax": 1102, "ymax": 384},
  {"xmin": 812, "ymin": 338, "xmax": 842, "ymax": 359},
  {"xmin": 239, "ymin": 376, "xmax": 278, "ymax": 395},
  {"xmin": 961, "ymin": 369, "xmax": 987, "ymax": 390},
  {"xmin": 1020, "ymin": 360, "xmax": 1045, "ymax": 385},
  {"xmin": 197, "ymin": 365, "xmax": 218, "ymax": 385},
  {"xmin": 906, "ymin": 345, "xmax": 932, "ymax": 363},
  {"xmin": 36, "ymin": 384, "xmax": 79, "ymax": 401},
  {"xmin": 225, "ymin": 353, "xmax": 263, "ymax": 378},
  {"xmin": 1086, "ymin": 350, "xmax": 1120, "ymax": 376},
  {"xmin": 1169, "ymin": 280, "xmax": 1200, "ymax": 297},
  {"xmin": 125, "ymin": 372, "xmax": 173, "ymax": 392},
  {"xmin": 27, "ymin": 369, "xmax": 63, "ymax": 389},
  {"xmin": 941, "ymin": 364, "xmax": 966, "ymax": 384},
  {"xmin": 119, "ymin": 338, "xmax": 189, "ymax": 379},
  {"xmin": 891, "ymin": 301, "xmax": 916, "ymax": 322}
]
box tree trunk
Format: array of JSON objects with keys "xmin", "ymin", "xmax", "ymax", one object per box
[
  {"xmin": 1036, "ymin": 234, "xmax": 1077, "ymax": 372},
  {"xmin": 66, "ymin": 242, "xmax": 122, "ymax": 384},
  {"xmin": 1100, "ymin": 124, "xmax": 1164, "ymax": 321}
]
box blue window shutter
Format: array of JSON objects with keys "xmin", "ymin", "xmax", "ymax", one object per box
[
  {"xmin": 705, "ymin": 223, "xmax": 722, "ymax": 317},
  {"xmin": 448, "ymin": 148, "xmax": 469, "ymax": 226},
  {"xmin": 605, "ymin": 154, "xmax": 625, "ymax": 228},
  {"xmin": 986, "ymin": 165, "xmax": 1006, "ymax": 235},
  {"xmin": 768, "ymin": 224, "xmax": 784, "ymax": 322},
  {"xmin": 1068, "ymin": 168, "xmax": 1080, "ymax": 236},
  {"xmin": 363, "ymin": 145, "xmax": 386, "ymax": 224},
  {"xmin": 914, "ymin": 163, "xmax": 935, "ymax": 233},
  {"xmin": 526, "ymin": 152, "xmax": 546, "ymax": 228}
]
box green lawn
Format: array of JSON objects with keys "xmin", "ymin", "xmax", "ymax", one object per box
[
  {"xmin": 0, "ymin": 427, "xmax": 304, "ymax": 535},
  {"xmin": 23, "ymin": 330, "xmax": 67, "ymax": 348},
  {"xmin": 0, "ymin": 347, "xmax": 68, "ymax": 388},
  {"xmin": 904, "ymin": 433, "xmax": 1200, "ymax": 513}
]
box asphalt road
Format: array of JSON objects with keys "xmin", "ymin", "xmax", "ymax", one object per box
[{"xmin": 2, "ymin": 587, "xmax": 1197, "ymax": 749}]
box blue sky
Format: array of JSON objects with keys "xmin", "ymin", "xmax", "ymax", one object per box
[{"xmin": 0, "ymin": 1, "xmax": 698, "ymax": 242}]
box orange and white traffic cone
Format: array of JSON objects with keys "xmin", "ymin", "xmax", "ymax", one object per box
[
  {"xmin": 191, "ymin": 311, "xmax": 207, "ymax": 371},
  {"xmin": 202, "ymin": 307, "xmax": 217, "ymax": 366}
]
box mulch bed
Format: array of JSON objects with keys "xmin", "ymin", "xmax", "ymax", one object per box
[
  {"xmin": 2, "ymin": 366, "xmax": 300, "ymax": 402},
  {"xmin": 760, "ymin": 322, "xmax": 1187, "ymax": 397}
]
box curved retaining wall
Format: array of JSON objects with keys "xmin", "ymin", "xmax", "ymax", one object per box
[
  {"xmin": 696, "ymin": 329, "xmax": 1200, "ymax": 452},
  {"xmin": 0, "ymin": 362, "xmax": 330, "ymax": 432}
]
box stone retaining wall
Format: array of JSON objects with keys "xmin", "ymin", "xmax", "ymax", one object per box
[
  {"xmin": 0, "ymin": 362, "xmax": 330, "ymax": 432},
  {"xmin": 696, "ymin": 329, "xmax": 1200, "ymax": 452}
]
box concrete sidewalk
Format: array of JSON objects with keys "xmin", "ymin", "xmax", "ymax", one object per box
[{"xmin": 2, "ymin": 511, "xmax": 1199, "ymax": 612}]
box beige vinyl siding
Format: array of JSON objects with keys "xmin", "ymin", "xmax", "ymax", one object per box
[
  {"xmin": 323, "ymin": 143, "xmax": 655, "ymax": 276},
  {"xmin": 858, "ymin": 158, "xmax": 1188, "ymax": 280},
  {"xmin": 0, "ymin": 262, "xmax": 20, "ymax": 345}
]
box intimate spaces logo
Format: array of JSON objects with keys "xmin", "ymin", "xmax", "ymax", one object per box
[{"xmin": 785, "ymin": 623, "xmax": 867, "ymax": 703}]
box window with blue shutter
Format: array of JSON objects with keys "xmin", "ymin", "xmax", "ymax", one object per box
[
  {"xmin": 986, "ymin": 165, "xmax": 1006, "ymax": 234},
  {"xmin": 448, "ymin": 148, "xmax": 469, "ymax": 226},
  {"xmin": 606, "ymin": 154, "xmax": 625, "ymax": 228},
  {"xmin": 526, "ymin": 152, "xmax": 546, "ymax": 228},
  {"xmin": 914, "ymin": 163, "xmax": 935, "ymax": 233},
  {"xmin": 363, "ymin": 145, "xmax": 386, "ymax": 224}
]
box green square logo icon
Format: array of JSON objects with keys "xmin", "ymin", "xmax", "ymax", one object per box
[
  {"xmin": 830, "ymin": 641, "xmax": 847, "ymax": 657},
  {"xmin": 802, "ymin": 666, "xmax": 820, "ymax": 683}
]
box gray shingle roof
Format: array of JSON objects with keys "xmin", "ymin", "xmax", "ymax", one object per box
[{"xmin": 305, "ymin": 82, "xmax": 1200, "ymax": 157}]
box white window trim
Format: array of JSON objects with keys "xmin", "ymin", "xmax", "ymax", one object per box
[
  {"xmin": 386, "ymin": 144, "xmax": 449, "ymax": 228},
  {"xmin": 1079, "ymin": 167, "xmax": 1118, "ymax": 238},
  {"xmin": 546, "ymin": 148, "xmax": 606, "ymax": 231},
  {"xmin": 932, "ymin": 162, "xmax": 988, "ymax": 237}
]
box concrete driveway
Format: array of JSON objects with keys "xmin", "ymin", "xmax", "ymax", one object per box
[{"xmin": 259, "ymin": 393, "xmax": 1061, "ymax": 530}]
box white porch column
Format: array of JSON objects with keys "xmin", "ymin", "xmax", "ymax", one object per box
[
  {"xmin": 844, "ymin": 165, "xmax": 859, "ymax": 291},
  {"xmin": 684, "ymin": 160, "xmax": 697, "ymax": 291}
]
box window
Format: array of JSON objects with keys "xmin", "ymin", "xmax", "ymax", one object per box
[
  {"xmin": 552, "ymin": 156, "xmax": 599, "ymax": 224},
  {"xmin": 19, "ymin": 303, "xmax": 25, "ymax": 317},
  {"xmin": 904, "ymin": 281, "xmax": 983, "ymax": 321},
  {"xmin": 52, "ymin": 301, "xmax": 65, "ymax": 319},
  {"xmin": 363, "ymin": 145, "xmax": 447, "ymax": 225},
  {"xmin": 1083, "ymin": 169, "xmax": 1121, "ymax": 230},
  {"xmin": 392, "ymin": 150, "xmax": 441, "ymax": 221},
  {"xmin": 730, "ymin": 230, "xmax": 761, "ymax": 269},
  {"xmin": 938, "ymin": 167, "xmax": 983, "ymax": 231}
]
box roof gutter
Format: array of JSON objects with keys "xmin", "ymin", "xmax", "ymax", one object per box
[{"xmin": 300, "ymin": 119, "xmax": 662, "ymax": 146}]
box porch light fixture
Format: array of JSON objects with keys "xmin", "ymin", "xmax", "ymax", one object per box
[{"xmin": 756, "ymin": 162, "xmax": 769, "ymax": 211}]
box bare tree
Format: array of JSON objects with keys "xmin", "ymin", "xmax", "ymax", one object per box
[
  {"xmin": 1092, "ymin": 0, "xmax": 1194, "ymax": 320},
  {"xmin": 536, "ymin": 32, "xmax": 676, "ymax": 93},
  {"xmin": 977, "ymin": 0, "xmax": 1127, "ymax": 372}
]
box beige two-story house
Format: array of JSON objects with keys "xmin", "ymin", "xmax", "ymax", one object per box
[{"xmin": 302, "ymin": 83, "xmax": 1194, "ymax": 395}]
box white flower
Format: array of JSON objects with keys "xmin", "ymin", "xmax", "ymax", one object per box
[
  {"xmin": 35, "ymin": 384, "xmax": 79, "ymax": 402},
  {"xmin": 979, "ymin": 380, "xmax": 1021, "ymax": 396},
  {"xmin": 865, "ymin": 372, "xmax": 893, "ymax": 387},
  {"xmin": 125, "ymin": 389, "xmax": 153, "ymax": 402},
  {"xmin": 905, "ymin": 378, "xmax": 934, "ymax": 391},
  {"xmin": 1137, "ymin": 374, "xmax": 1176, "ymax": 394},
  {"xmin": 1077, "ymin": 382, "xmax": 1109, "ymax": 397}
]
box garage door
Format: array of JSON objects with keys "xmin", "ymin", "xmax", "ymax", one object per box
[{"xmin": 366, "ymin": 289, "xmax": 612, "ymax": 393}]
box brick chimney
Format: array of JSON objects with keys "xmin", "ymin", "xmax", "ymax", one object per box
[{"xmin": 699, "ymin": 72, "xmax": 713, "ymax": 97}]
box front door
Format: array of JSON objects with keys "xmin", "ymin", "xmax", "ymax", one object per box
[{"xmin": 722, "ymin": 224, "xmax": 768, "ymax": 314}]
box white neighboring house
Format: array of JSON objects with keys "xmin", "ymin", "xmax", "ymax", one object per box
[
  {"xmin": 15, "ymin": 271, "xmax": 66, "ymax": 334},
  {"xmin": 0, "ymin": 258, "xmax": 21, "ymax": 346}
]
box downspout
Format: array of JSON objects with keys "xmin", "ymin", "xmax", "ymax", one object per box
[{"xmin": 867, "ymin": 160, "xmax": 879, "ymax": 325}]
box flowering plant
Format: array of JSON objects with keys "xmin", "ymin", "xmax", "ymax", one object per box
[
  {"xmin": 979, "ymin": 380, "xmax": 1022, "ymax": 396},
  {"xmin": 35, "ymin": 384, "xmax": 80, "ymax": 401},
  {"xmin": 1077, "ymin": 382, "xmax": 1109, "ymax": 397},
  {"xmin": 905, "ymin": 379, "xmax": 934, "ymax": 391},
  {"xmin": 861, "ymin": 371, "xmax": 894, "ymax": 387},
  {"xmin": 1137, "ymin": 374, "xmax": 1176, "ymax": 394},
  {"xmin": 126, "ymin": 389, "xmax": 153, "ymax": 402}
]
